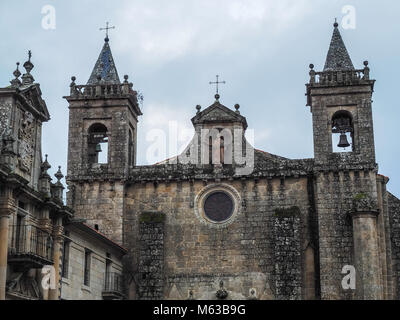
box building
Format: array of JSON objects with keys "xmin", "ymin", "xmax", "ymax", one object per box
[
  {"xmin": 1, "ymin": 21, "xmax": 400, "ymax": 300},
  {"xmin": 0, "ymin": 53, "xmax": 72, "ymax": 300},
  {"xmin": 0, "ymin": 53, "xmax": 126, "ymax": 300},
  {"xmin": 60, "ymin": 221, "xmax": 126, "ymax": 300},
  {"xmin": 63, "ymin": 22, "xmax": 400, "ymax": 300}
]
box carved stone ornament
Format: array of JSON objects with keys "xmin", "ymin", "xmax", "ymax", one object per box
[
  {"xmin": 18, "ymin": 111, "xmax": 35, "ymax": 172},
  {"xmin": 352, "ymin": 193, "xmax": 379, "ymax": 214},
  {"xmin": 0, "ymin": 101, "xmax": 12, "ymax": 138}
]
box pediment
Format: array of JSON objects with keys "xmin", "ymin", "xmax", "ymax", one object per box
[
  {"xmin": 191, "ymin": 102, "xmax": 247, "ymax": 129},
  {"xmin": 18, "ymin": 84, "xmax": 50, "ymax": 121}
]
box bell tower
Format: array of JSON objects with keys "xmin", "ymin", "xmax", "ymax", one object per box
[
  {"xmin": 306, "ymin": 21, "xmax": 376, "ymax": 167},
  {"xmin": 306, "ymin": 22, "xmax": 385, "ymax": 300},
  {"xmin": 64, "ymin": 33, "xmax": 142, "ymax": 243}
]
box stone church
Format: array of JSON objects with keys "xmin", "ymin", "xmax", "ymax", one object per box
[{"xmin": 1, "ymin": 22, "xmax": 400, "ymax": 300}]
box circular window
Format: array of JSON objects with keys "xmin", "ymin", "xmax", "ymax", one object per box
[
  {"xmin": 204, "ymin": 192, "xmax": 234, "ymax": 222},
  {"xmin": 194, "ymin": 184, "xmax": 241, "ymax": 228}
]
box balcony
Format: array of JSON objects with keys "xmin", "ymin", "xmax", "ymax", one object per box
[
  {"xmin": 8, "ymin": 225, "xmax": 54, "ymax": 270},
  {"xmin": 103, "ymin": 272, "xmax": 125, "ymax": 300}
]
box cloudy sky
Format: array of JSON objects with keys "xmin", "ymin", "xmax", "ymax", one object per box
[{"xmin": 0, "ymin": 0, "xmax": 399, "ymax": 196}]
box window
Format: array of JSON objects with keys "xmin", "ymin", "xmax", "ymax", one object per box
[
  {"xmin": 203, "ymin": 191, "xmax": 234, "ymax": 223},
  {"xmin": 88, "ymin": 123, "xmax": 109, "ymax": 164},
  {"xmin": 128, "ymin": 129, "xmax": 135, "ymax": 166},
  {"xmin": 332, "ymin": 110, "xmax": 354, "ymax": 153},
  {"xmin": 208, "ymin": 129, "xmax": 226, "ymax": 165},
  {"xmin": 195, "ymin": 184, "xmax": 241, "ymax": 228},
  {"xmin": 84, "ymin": 249, "xmax": 91, "ymax": 286},
  {"xmin": 62, "ymin": 239, "xmax": 70, "ymax": 279}
]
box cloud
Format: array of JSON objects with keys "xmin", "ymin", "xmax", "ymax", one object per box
[
  {"xmin": 138, "ymin": 102, "xmax": 195, "ymax": 164},
  {"xmin": 114, "ymin": 0, "xmax": 309, "ymax": 64}
]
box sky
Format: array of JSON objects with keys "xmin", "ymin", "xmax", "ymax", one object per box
[{"xmin": 0, "ymin": 0, "xmax": 399, "ymax": 197}]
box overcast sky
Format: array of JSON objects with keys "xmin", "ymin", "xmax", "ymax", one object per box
[{"xmin": 0, "ymin": 0, "xmax": 399, "ymax": 197}]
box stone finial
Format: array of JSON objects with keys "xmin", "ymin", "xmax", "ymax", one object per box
[
  {"xmin": 39, "ymin": 154, "xmax": 52, "ymax": 198},
  {"xmin": 215, "ymin": 94, "xmax": 220, "ymax": 102},
  {"xmin": 124, "ymin": 75, "xmax": 129, "ymax": 83},
  {"xmin": 309, "ymin": 63, "xmax": 316, "ymax": 84},
  {"xmin": 10, "ymin": 62, "xmax": 22, "ymax": 88},
  {"xmin": 216, "ymin": 280, "xmax": 228, "ymax": 300},
  {"xmin": 53, "ymin": 166, "xmax": 65, "ymax": 201},
  {"xmin": 41, "ymin": 154, "xmax": 51, "ymax": 176},
  {"xmin": 70, "ymin": 76, "xmax": 77, "ymax": 96},
  {"xmin": 55, "ymin": 166, "xmax": 64, "ymax": 185},
  {"xmin": 196, "ymin": 105, "xmax": 201, "ymax": 114},
  {"xmin": 234, "ymin": 104, "xmax": 240, "ymax": 114},
  {"xmin": 363, "ymin": 61, "xmax": 370, "ymax": 80},
  {"xmin": 334, "ymin": 18, "xmax": 339, "ymax": 28},
  {"xmin": 22, "ymin": 50, "xmax": 35, "ymax": 85}
]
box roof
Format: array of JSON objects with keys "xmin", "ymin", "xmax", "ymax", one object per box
[
  {"xmin": 68, "ymin": 221, "xmax": 128, "ymax": 254},
  {"xmin": 324, "ymin": 23, "xmax": 354, "ymax": 71},
  {"xmin": 87, "ymin": 39, "xmax": 121, "ymax": 85}
]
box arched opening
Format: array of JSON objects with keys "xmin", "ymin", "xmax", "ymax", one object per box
[
  {"xmin": 88, "ymin": 123, "xmax": 109, "ymax": 164},
  {"xmin": 128, "ymin": 129, "xmax": 135, "ymax": 166},
  {"xmin": 332, "ymin": 110, "xmax": 354, "ymax": 153},
  {"xmin": 207, "ymin": 128, "xmax": 229, "ymax": 165}
]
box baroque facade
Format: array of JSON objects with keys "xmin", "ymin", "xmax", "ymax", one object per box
[
  {"xmin": 1, "ymin": 22, "xmax": 400, "ymax": 300},
  {"xmin": 0, "ymin": 53, "xmax": 126, "ymax": 300}
]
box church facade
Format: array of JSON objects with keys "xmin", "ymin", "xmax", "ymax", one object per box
[
  {"xmin": 63, "ymin": 22, "xmax": 400, "ymax": 300},
  {"xmin": 1, "ymin": 22, "xmax": 400, "ymax": 300}
]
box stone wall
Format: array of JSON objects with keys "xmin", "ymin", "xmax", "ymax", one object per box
[
  {"xmin": 314, "ymin": 170, "xmax": 388, "ymax": 299},
  {"xmin": 137, "ymin": 212, "xmax": 165, "ymax": 300},
  {"xmin": 273, "ymin": 207, "xmax": 302, "ymax": 300},
  {"xmin": 60, "ymin": 226, "xmax": 124, "ymax": 300},
  {"xmin": 125, "ymin": 176, "xmax": 315, "ymax": 300},
  {"xmin": 67, "ymin": 181, "xmax": 125, "ymax": 244},
  {"xmin": 388, "ymin": 192, "xmax": 400, "ymax": 299}
]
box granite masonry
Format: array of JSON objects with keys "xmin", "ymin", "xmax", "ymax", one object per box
[
  {"xmin": 61, "ymin": 22, "xmax": 400, "ymax": 300},
  {"xmin": 1, "ymin": 22, "xmax": 399, "ymax": 301}
]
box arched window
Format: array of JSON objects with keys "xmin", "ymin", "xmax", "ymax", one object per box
[
  {"xmin": 332, "ymin": 110, "xmax": 354, "ymax": 153},
  {"xmin": 88, "ymin": 123, "xmax": 109, "ymax": 164}
]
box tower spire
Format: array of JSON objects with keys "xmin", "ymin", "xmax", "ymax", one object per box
[
  {"xmin": 324, "ymin": 20, "xmax": 354, "ymax": 71},
  {"xmin": 87, "ymin": 31, "xmax": 121, "ymax": 85}
]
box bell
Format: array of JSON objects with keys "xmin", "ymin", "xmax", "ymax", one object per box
[
  {"xmin": 338, "ymin": 133, "xmax": 350, "ymax": 148},
  {"xmin": 95, "ymin": 144, "xmax": 102, "ymax": 153}
]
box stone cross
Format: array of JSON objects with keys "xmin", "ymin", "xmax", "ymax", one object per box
[
  {"xmin": 209, "ymin": 75, "xmax": 226, "ymax": 95},
  {"xmin": 100, "ymin": 22, "xmax": 115, "ymax": 39}
]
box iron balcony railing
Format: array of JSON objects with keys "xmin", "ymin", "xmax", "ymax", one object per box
[
  {"xmin": 104, "ymin": 272, "xmax": 125, "ymax": 296},
  {"xmin": 8, "ymin": 225, "xmax": 54, "ymax": 263}
]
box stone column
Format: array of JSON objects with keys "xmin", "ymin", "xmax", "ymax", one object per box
[
  {"xmin": 351, "ymin": 206, "xmax": 383, "ymax": 299},
  {"xmin": 0, "ymin": 191, "xmax": 15, "ymax": 300},
  {"xmin": 48, "ymin": 217, "xmax": 63, "ymax": 300}
]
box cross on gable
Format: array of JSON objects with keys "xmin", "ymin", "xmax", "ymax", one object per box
[{"xmin": 209, "ymin": 75, "xmax": 226, "ymax": 95}]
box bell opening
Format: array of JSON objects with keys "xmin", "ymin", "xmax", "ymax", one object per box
[
  {"xmin": 332, "ymin": 131, "xmax": 352, "ymax": 153},
  {"xmin": 98, "ymin": 138, "xmax": 109, "ymax": 164}
]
